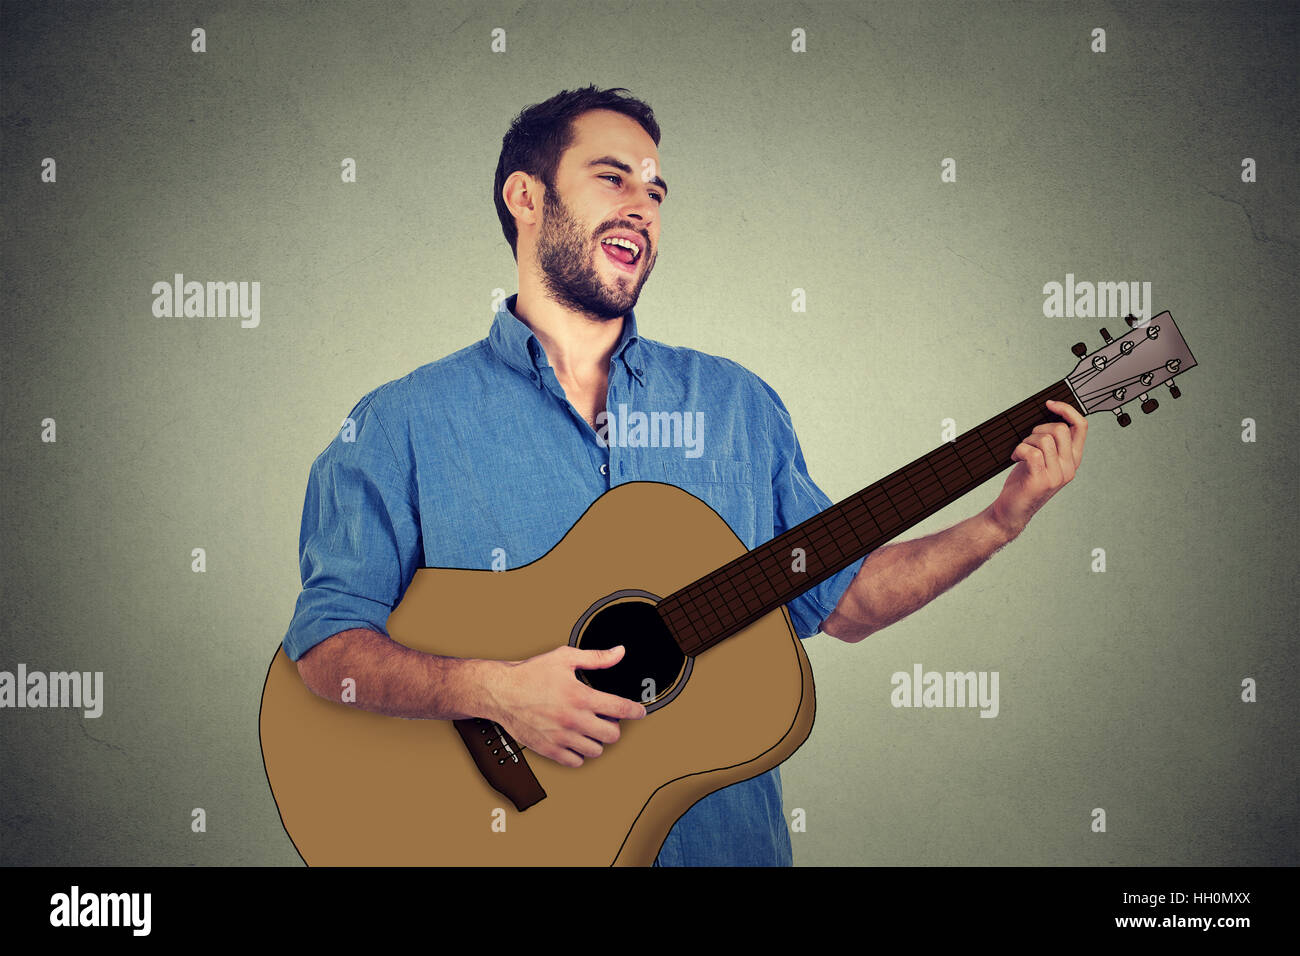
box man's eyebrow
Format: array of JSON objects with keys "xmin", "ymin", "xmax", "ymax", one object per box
[{"xmin": 586, "ymin": 155, "xmax": 668, "ymax": 197}]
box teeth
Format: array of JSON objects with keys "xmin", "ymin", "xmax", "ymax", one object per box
[{"xmin": 601, "ymin": 237, "xmax": 640, "ymax": 259}]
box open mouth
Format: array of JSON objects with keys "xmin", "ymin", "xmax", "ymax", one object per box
[{"xmin": 600, "ymin": 236, "xmax": 642, "ymax": 272}]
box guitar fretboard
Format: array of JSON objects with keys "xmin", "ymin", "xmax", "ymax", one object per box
[{"xmin": 657, "ymin": 379, "xmax": 1080, "ymax": 656}]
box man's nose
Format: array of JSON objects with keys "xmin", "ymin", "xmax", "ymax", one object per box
[{"xmin": 620, "ymin": 192, "xmax": 658, "ymax": 222}]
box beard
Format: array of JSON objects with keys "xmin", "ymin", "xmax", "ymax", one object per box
[{"xmin": 534, "ymin": 186, "xmax": 656, "ymax": 321}]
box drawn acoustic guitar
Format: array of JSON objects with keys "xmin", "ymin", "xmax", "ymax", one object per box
[{"xmin": 260, "ymin": 311, "xmax": 1196, "ymax": 865}]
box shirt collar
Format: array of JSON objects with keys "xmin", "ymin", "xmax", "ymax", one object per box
[{"xmin": 488, "ymin": 293, "xmax": 646, "ymax": 388}]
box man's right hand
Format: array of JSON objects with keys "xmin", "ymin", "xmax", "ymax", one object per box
[{"xmin": 483, "ymin": 645, "xmax": 647, "ymax": 768}]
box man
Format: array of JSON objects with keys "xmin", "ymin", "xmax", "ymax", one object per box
[{"xmin": 282, "ymin": 86, "xmax": 1086, "ymax": 866}]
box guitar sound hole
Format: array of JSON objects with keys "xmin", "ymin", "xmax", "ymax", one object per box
[{"xmin": 572, "ymin": 596, "xmax": 690, "ymax": 712}]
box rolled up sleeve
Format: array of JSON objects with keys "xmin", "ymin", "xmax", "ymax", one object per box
[
  {"xmin": 281, "ymin": 390, "xmax": 422, "ymax": 662},
  {"xmin": 759, "ymin": 378, "xmax": 868, "ymax": 641}
]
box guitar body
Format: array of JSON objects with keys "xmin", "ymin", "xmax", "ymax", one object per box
[{"xmin": 260, "ymin": 481, "xmax": 816, "ymax": 866}]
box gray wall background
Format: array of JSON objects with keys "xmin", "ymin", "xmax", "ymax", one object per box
[{"xmin": 2, "ymin": 0, "xmax": 1295, "ymax": 866}]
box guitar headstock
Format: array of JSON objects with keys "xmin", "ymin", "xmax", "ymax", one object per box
[{"xmin": 1065, "ymin": 311, "xmax": 1197, "ymax": 426}]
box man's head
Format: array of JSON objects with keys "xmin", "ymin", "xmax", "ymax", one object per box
[{"xmin": 495, "ymin": 86, "xmax": 666, "ymax": 320}]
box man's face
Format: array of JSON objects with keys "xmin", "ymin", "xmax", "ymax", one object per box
[{"xmin": 533, "ymin": 109, "xmax": 665, "ymax": 321}]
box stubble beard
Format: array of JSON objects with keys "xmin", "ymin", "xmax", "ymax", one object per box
[{"xmin": 534, "ymin": 186, "xmax": 655, "ymax": 321}]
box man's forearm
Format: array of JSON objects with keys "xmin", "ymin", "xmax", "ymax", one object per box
[
  {"xmin": 822, "ymin": 504, "xmax": 1015, "ymax": 643},
  {"xmin": 295, "ymin": 628, "xmax": 506, "ymax": 721}
]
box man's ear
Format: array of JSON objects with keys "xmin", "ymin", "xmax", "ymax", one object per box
[{"xmin": 503, "ymin": 171, "xmax": 542, "ymax": 229}]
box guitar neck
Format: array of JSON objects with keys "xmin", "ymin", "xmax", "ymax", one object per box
[{"xmin": 657, "ymin": 379, "xmax": 1081, "ymax": 656}]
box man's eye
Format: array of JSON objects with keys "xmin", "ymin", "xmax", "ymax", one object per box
[{"xmin": 603, "ymin": 174, "xmax": 663, "ymax": 204}]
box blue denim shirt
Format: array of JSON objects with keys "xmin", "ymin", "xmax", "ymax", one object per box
[{"xmin": 282, "ymin": 293, "xmax": 867, "ymax": 866}]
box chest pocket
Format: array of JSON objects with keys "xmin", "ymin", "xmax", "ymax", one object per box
[{"xmin": 650, "ymin": 458, "xmax": 758, "ymax": 549}]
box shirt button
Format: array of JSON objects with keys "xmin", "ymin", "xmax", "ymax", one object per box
[{"xmin": 599, "ymin": 463, "xmax": 609, "ymax": 476}]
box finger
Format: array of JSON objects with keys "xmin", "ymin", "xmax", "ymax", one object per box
[
  {"xmin": 1032, "ymin": 423, "xmax": 1075, "ymax": 480},
  {"xmin": 561, "ymin": 732, "xmax": 605, "ymax": 760},
  {"xmin": 1046, "ymin": 400, "xmax": 1087, "ymax": 468},
  {"xmin": 1024, "ymin": 434, "xmax": 1064, "ymax": 486},
  {"xmin": 574, "ymin": 713, "xmax": 624, "ymax": 745},
  {"xmin": 574, "ymin": 645, "xmax": 627, "ymax": 671},
  {"xmin": 539, "ymin": 742, "xmax": 584, "ymax": 768},
  {"xmin": 1011, "ymin": 440, "xmax": 1045, "ymax": 476},
  {"xmin": 589, "ymin": 689, "xmax": 647, "ymax": 720}
]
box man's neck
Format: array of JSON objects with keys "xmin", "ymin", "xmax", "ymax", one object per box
[{"xmin": 513, "ymin": 276, "xmax": 625, "ymax": 385}]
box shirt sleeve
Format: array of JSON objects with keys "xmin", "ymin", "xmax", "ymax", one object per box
[
  {"xmin": 758, "ymin": 376, "xmax": 868, "ymax": 641},
  {"xmin": 281, "ymin": 389, "xmax": 423, "ymax": 662}
]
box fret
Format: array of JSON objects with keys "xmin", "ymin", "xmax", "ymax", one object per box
[
  {"xmin": 937, "ymin": 442, "xmax": 975, "ymax": 490},
  {"xmin": 824, "ymin": 508, "xmax": 858, "ymax": 550},
  {"xmin": 867, "ymin": 480, "xmax": 906, "ymax": 527},
  {"xmin": 911, "ymin": 461, "xmax": 948, "ymax": 509},
  {"xmin": 922, "ymin": 454, "xmax": 952, "ymax": 499},
  {"xmin": 881, "ymin": 472, "xmax": 921, "ymax": 516}
]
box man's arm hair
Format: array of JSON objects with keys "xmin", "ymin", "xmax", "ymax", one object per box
[{"xmin": 295, "ymin": 628, "xmax": 503, "ymax": 721}]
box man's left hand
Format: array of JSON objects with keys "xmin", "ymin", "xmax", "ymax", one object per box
[{"xmin": 987, "ymin": 399, "xmax": 1088, "ymax": 540}]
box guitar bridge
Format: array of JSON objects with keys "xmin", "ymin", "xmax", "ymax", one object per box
[{"xmin": 453, "ymin": 718, "xmax": 547, "ymax": 811}]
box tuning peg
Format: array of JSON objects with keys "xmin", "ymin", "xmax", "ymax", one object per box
[
  {"xmin": 1100, "ymin": 328, "xmax": 1114, "ymax": 344},
  {"xmin": 1168, "ymin": 382, "xmax": 1181, "ymax": 399},
  {"xmin": 1072, "ymin": 342, "xmax": 1088, "ymax": 358},
  {"xmin": 1115, "ymin": 407, "xmax": 1131, "ymax": 427},
  {"xmin": 1124, "ymin": 313, "xmax": 1145, "ymax": 329},
  {"xmin": 1141, "ymin": 396, "xmax": 1159, "ymax": 414}
]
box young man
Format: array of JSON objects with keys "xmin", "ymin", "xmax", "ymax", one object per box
[{"xmin": 281, "ymin": 86, "xmax": 1086, "ymax": 866}]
